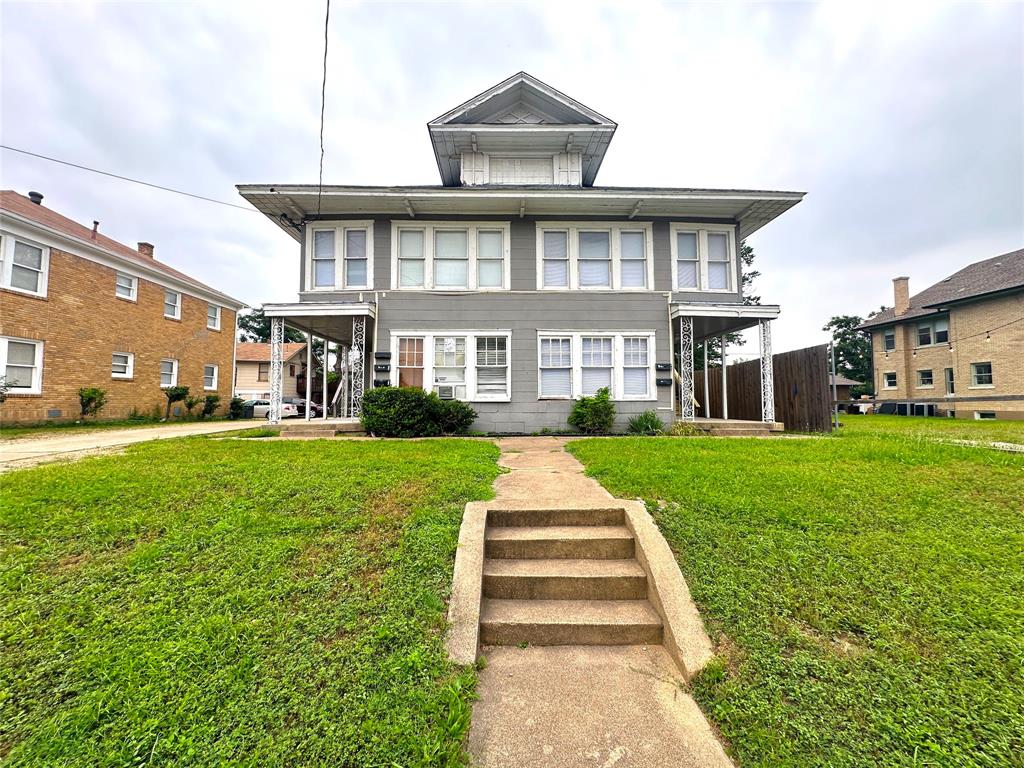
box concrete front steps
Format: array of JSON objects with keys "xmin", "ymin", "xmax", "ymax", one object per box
[
  {"xmin": 691, "ymin": 418, "xmax": 784, "ymax": 437},
  {"xmin": 479, "ymin": 506, "xmax": 664, "ymax": 647},
  {"xmin": 279, "ymin": 420, "xmax": 364, "ymax": 438}
]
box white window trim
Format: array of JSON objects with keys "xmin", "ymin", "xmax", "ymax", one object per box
[
  {"xmin": 969, "ymin": 362, "xmax": 995, "ymax": 389},
  {"xmin": 207, "ymin": 304, "xmax": 221, "ymax": 331},
  {"xmin": 160, "ymin": 358, "xmax": 179, "ymax": 388},
  {"xmin": 111, "ymin": 351, "xmax": 134, "ymax": 380},
  {"xmin": 164, "ymin": 290, "xmax": 181, "ymax": 320},
  {"xmin": 390, "ymin": 221, "xmax": 512, "ymax": 291},
  {"xmin": 535, "ymin": 222, "xmax": 654, "ymax": 292},
  {"xmin": 115, "ymin": 272, "xmax": 138, "ymax": 302},
  {"xmin": 0, "ymin": 336, "xmax": 44, "ymax": 395},
  {"xmin": 0, "ymin": 232, "xmax": 50, "ymax": 298},
  {"xmin": 304, "ymin": 220, "xmax": 375, "ymax": 291},
  {"xmin": 669, "ymin": 223, "xmax": 737, "ymax": 294},
  {"xmin": 882, "ymin": 371, "xmax": 897, "ymax": 390},
  {"xmin": 536, "ymin": 331, "xmax": 657, "ymax": 402},
  {"xmin": 204, "ymin": 364, "xmax": 219, "ymax": 391},
  {"xmin": 388, "ymin": 330, "xmax": 512, "ymax": 402}
]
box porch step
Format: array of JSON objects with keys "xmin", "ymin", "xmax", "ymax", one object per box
[
  {"xmin": 480, "ymin": 598, "xmax": 662, "ymax": 646},
  {"xmin": 280, "ymin": 421, "xmax": 364, "ymax": 437},
  {"xmin": 487, "ymin": 507, "xmax": 625, "ymax": 527},
  {"xmin": 483, "ymin": 558, "xmax": 647, "ymax": 600},
  {"xmin": 485, "ymin": 525, "xmax": 635, "ymax": 560}
]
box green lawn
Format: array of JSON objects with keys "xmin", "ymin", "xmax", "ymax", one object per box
[
  {"xmin": 840, "ymin": 413, "xmax": 1024, "ymax": 444},
  {"xmin": 569, "ymin": 423, "xmax": 1024, "ymax": 768},
  {"xmin": 0, "ymin": 418, "xmax": 251, "ymax": 441},
  {"xmin": 1, "ymin": 438, "xmax": 499, "ymax": 767}
]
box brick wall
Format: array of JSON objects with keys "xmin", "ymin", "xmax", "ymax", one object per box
[
  {"xmin": 1, "ymin": 247, "xmax": 236, "ymax": 423},
  {"xmin": 869, "ymin": 292, "xmax": 1024, "ymax": 418}
]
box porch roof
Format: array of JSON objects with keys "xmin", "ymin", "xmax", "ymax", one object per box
[
  {"xmin": 262, "ymin": 301, "xmax": 375, "ymax": 344},
  {"xmin": 671, "ymin": 302, "xmax": 780, "ymax": 340}
]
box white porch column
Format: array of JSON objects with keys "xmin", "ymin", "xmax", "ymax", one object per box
[
  {"xmin": 759, "ymin": 319, "xmax": 776, "ymax": 423},
  {"xmin": 351, "ymin": 316, "xmax": 366, "ymax": 417},
  {"xmin": 269, "ymin": 317, "xmax": 284, "ymax": 424},
  {"xmin": 322, "ymin": 340, "xmax": 329, "ymax": 420},
  {"xmin": 702, "ymin": 342, "xmax": 710, "ymax": 418},
  {"xmin": 720, "ymin": 334, "xmax": 728, "ymax": 420},
  {"xmin": 304, "ymin": 335, "xmax": 313, "ymax": 421},
  {"xmin": 678, "ymin": 316, "xmax": 695, "ymax": 421}
]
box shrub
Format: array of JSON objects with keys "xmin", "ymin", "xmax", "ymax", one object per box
[
  {"xmin": 201, "ymin": 394, "xmax": 220, "ymax": 419},
  {"xmin": 627, "ymin": 410, "xmax": 664, "ymax": 435},
  {"xmin": 228, "ymin": 397, "xmax": 245, "ymax": 420},
  {"xmin": 568, "ymin": 387, "xmax": 616, "ymax": 435},
  {"xmin": 162, "ymin": 386, "xmax": 189, "ymax": 420},
  {"xmin": 667, "ymin": 420, "xmax": 704, "ymax": 437},
  {"xmin": 78, "ymin": 387, "xmax": 107, "ymax": 419},
  {"xmin": 184, "ymin": 395, "xmax": 202, "ymax": 417},
  {"xmin": 436, "ymin": 399, "xmax": 477, "ymax": 435}
]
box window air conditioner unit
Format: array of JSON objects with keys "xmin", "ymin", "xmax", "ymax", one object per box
[{"xmin": 435, "ymin": 385, "xmax": 456, "ymax": 400}]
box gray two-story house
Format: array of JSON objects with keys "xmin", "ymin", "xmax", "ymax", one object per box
[{"xmin": 239, "ymin": 73, "xmax": 803, "ymax": 432}]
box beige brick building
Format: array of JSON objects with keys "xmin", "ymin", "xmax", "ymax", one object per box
[
  {"xmin": 0, "ymin": 190, "xmax": 245, "ymax": 424},
  {"xmin": 859, "ymin": 249, "xmax": 1024, "ymax": 420}
]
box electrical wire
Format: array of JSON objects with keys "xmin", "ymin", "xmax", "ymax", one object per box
[
  {"xmin": 0, "ymin": 144, "xmax": 256, "ymax": 212},
  {"xmin": 316, "ymin": 0, "xmax": 330, "ymax": 218}
]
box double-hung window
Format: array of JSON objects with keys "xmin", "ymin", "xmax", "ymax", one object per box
[
  {"xmin": 257, "ymin": 362, "xmax": 270, "ymax": 382},
  {"xmin": 308, "ymin": 222, "xmax": 373, "ymax": 290},
  {"xmin": 204, "ymin": 364, "xmax": 218, "ymax": 390},
  {"xmin": 539, "ymin": 337, "xmax": 573, "ymax": 398},
  {"xmin": 1, "ymin": 336, "xmax": 44, "ymax": 394},
  {"xmin": 581, "ymin": 337, "xmax": 613, "ymax": 394},
  {"xmin": 916, "ymin": 369, "xmax": 933, "ymax": 387},
  {"xmin": 537, "ymin": 223, "xmax": 652, "ymax": 290},
  {"xmin": 112, "ymin": 352, "xmax": 133, "ymax": 379},
  {"xmin": 670, "ymin": 224, "xmax": 736, "ymax": 292},
  {"xmin": 391, "ymin": 222, "xmax": 509, "ymax": 290},
  {"xmin": 578, "ymin": 232, "xmax": 611, "ymax": 288},
  {"xmin": 115, "ymin": 272, "xmax": 137, "ymax": 301},
  {"xmin": 164, "ymin": 290, "xmax": 181, "ymax": 319},
  {"xmin": 207, "ymin": 304, "xmax": 221, "ymax": 330},
  {"xmin": 622, "ymin": 337, "xmax": 650, "ymax": 397},
  {"xmin": 883, "ymin": 371, "xmax": 897, "ymax": 389},
  {"xmin": 916, "ymin": 317, "xmax": 949, "ymax": 347},
  {"xmin": 971, "ymin": 362, "xmax": 993, "ymax": 387},
  {"xmin": 883, "ymin": 328, "xmax": 896, "ymax": 351},
  {"xmin": 391, "ymin": 331, "xmax": 511, "ymax": 401},
  {"xmin": 0, "ymin": 235, "xmax": 48, "ymax": 296},
  {"xmin": 160, "ymin": 358, "xmax": 178, "ymax": 388}
]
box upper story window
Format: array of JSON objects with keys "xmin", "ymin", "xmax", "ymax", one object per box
[
  {"xmin": 1, "ymin": 336, "xmax": 44, "ymax": 394},
  {"xmin": 257, "ymin": 362, "xmax": 270, "ymax": 382},
  {"xmin": 112, "ymin": 352, "xmax": 134, "ymax": 379},
  {"xmin": 669, "ymin": 224, "xmax": 736, "ymax": 292},
  {"xmin": 115, "ymin": 272, "xmax": 137, "ymax": 301},
  {"xmin": 391, "ymin": 222, "xmax": 510, "ymax": 291},
  {"xmin": 882, "ymin": 328, "xmax": 896, "ymax": 351},
  {"xmin": 916, "ymin": 317, "xmax": 949, "ymax": 347},
  {"xmin": 0, "ymin": 234, "xmax": 49, "ymax": 297},
  {"xmin": 307, "ymin": 221, "xmax": 374, "ymax": 291},
  {"xmin": 164, "ymin": 290, "xmax": 181, "ymax": 319},
  {"xmin": 489, "ymin": 157, "xmax": 553, "ymax": 184},
  {"xmin": 536, "ymin": 223, "xmax": 653, "ymax": 291},
  {"xmin": 883, "ymin": 371, "xmax": 897, "ymax": 389},
  {"xmin": 460, "ymin": 151, "xmax": 581, "ymax": 186},
  {"xmin": 207, "ymin": 304, "xmax": 221, "ymax": 330}
]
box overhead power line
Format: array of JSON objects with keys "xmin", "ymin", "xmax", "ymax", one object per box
[
  {"xmin": 0, "ymin": 144, "xmax": 257, "ymax": 212},
  {"xmin": 316, "ymin": 0, "xmax": 331, "ymax": 217}
]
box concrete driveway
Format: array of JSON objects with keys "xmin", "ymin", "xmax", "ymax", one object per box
[{"xmin": 0, "ymin": 421, "xmax": 255, "ymax": 472}]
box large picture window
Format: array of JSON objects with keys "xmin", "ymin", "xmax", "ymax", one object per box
[
  {"xmin": 391, "ymin": 331, "xmax": 512, "ymax": 401},
  {"xmin": 669, "ymin": 224, "xmax": 736, "ymax": 292},
  {"xmin": 536, "ymin": 223, "xmax": 653, "ymax": 291},
  {"xmin": 538, "ymin": 332, "xmax": 656, "ymax": 401},
  {"xmin": 307, "ymin": 221, "xmax": 374, "ymax": 290},
  {"xmin": 391, "ymin": 222, "xmax": 509, "ymax": 290}
]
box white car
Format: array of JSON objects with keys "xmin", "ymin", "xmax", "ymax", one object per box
[{"xmin": 245, "ymin": 400, "xmax": 298, "ymax": 419}]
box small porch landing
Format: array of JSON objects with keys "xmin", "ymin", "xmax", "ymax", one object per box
[
  {"xmin": 691, "ymin": 417, "xmax": 784, "ymax": 437},
  {"xmin": 278, "ymin": 419, "xmax": 364, "ymax": 438}
]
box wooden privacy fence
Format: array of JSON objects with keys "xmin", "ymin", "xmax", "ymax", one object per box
[{"xmin": 695, "ymin": 343, "xmax": 833, "ymax": 432}]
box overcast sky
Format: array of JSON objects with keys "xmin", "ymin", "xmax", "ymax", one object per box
[{"xmin": 2, "ymin": 1, "xmax": 1021, "ymax": 355}]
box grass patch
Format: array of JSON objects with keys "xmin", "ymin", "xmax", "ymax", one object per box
[
  {"xmin": 0, "ymin": 418, "xmax": 240, "ymax": 441},
  {"xmin": 568, "ymin": 427, "xmax": 1024, "ymax": 767},
  {"xmin": 1, "ymin": 437, "xmax": 499, "ymax": 766},
  {"xmin": 839, "ymin": 413, "xmax": 1024, "ymax": 444}
]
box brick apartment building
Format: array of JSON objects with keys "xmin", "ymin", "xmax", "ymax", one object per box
[
  {"xmin": 859, "ymin": 248, "xmax": 1024, "ymax": 419},
  {"xmin": 0, "ymin": 190, "xmax": 246, "ymax": 423}
]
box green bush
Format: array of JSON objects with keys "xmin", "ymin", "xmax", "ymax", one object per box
[
  {"xmin": 78, "ymin": 387, "xmax": 108, "ymax": 419},
  {"xmin": 227, "ymin": 397, "xmax": 245, "ymax": 420},
  {"xmin": 360, "ymin": 387, "xmax": 477, "ymax": 437},
  {"xmin": 568, "ymin": 387, "xmax": 616, "ymax": 435},
  {"xmin": 201, "ymin": 394, "xmax": 220, "ymax": 419},
  {"xmin": 184, "ymin": 395, "xmax": 202, "ymax": 417},
  {"xmin": 627, "ymin": 410, "xmax": 664, "ymax": 435},
  {"xmin": 162, "ymin": 386, "xmax": 189, "ymax": 420}
]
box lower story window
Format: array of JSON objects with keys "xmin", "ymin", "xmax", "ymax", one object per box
[
  {"xmin": 916, "ymin": 369, "xmax": 933, "ymax": 387},
  {"xmin": 1, "ymin": 336, "xmax": 43, "ymax": 394},
  {"xmin": 538, "ymin": 332, "xmax": 657, "ymax": 401},
  {"xmin": 433, "ymin": 336, "xmax": 467, "ymax": 400},
  {"xmin": 476, "ymin": 336, "xmax": 509, "ymax": 398},
  {"xmin": 160, "ymin": 358, "xmax": 178, "ymax": 388},
  {"xmin": 971, "ymin": 362, "xmax": 993, "ymax": 386},
  {"xmin": 112, "ymin": 352, "xmax": 134, "ymax": 379},
  {"xmin": 392, "ymin": 331, "xmax": 512, "ymax": 401},
  {"xmin": 204, "ymin": 364, "xmax": 218, "ymax": 390},
  {"xmin": 581, "ymin": 337, "xmax": 613, "ymax": 395},
  {"xmin": 397, "ymin": 337, "xmax": 424, "ymax": 387},
  {"xmin": 623, "ymin": 337, "xmax": 650, "ymax": 397},
  {"xmin": 540, "ymin": 337, "xmax": 573, "ymax": 398},
  {"xmin": 883, "ymin": 372, "xmax": 897, "ymax": 388}
]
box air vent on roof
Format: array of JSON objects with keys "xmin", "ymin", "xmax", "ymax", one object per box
[{"xmin": 27, "ymin": 191, "xmax": 43, "ymax": 205}]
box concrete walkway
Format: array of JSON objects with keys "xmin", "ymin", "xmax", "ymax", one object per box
[
  {"xmin": 0, "ymin": 421, "xmax": 252, "ymax": 471},
  {"xmin": 468, "ymin": 437, "xmax": 732, "ymax": 768}
]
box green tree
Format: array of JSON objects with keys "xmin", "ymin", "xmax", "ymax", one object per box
[
  {"xmin": 162, "ymin": 385, "xmax": 190, "ymax": 420},
  {"xmin": 822, "ymin": 315, "xmax": 872, "ymax": 396},
  {"xmin": 237, "ymin": 308, "xmax": 305, "ymax": 344}
]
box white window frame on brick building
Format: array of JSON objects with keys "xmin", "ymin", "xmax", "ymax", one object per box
[
  {"xmin": 160, "ymin": 358, "xmax": 178, "ymax": 388},
  {"xmin": 164, "ymin": 290, "xmax": 181, "ymax": 320},
  {"xmin": 207, "ymin": 304, "xmax": 221, "ymax": 331},
  {"xmin": 112, "ymin": 352, "xmax": 134, "ymax": 379},
  {"xmin": 970, "ymin": 362, "xmax": 994, "ymax": 388},
  {"xmin": 536, "ymin": 331, "xmax": 657, "ymax": 401},
  {"xmin": 115, "ymin": 272, "xmax": 138, "ymax": 302},
  {"xmin": 204, "ymin": 364, "xmax": 218, "ymax": 390},
  {"xmin": 1, "ymin": 336, "xmax": 44, "ymax": 394},
  {"xmin": 883, "ymin": 371, "xmax": 897, "ymax": 389},
  {"xmin": 0, "ymin": 233, "xmax": 50, "ymax": 298}
]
